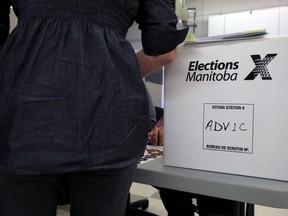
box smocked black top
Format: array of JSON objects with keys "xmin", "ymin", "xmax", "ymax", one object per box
[{"xmin": 0, "ymin": 0, "xmax": 188, "ymax": 175}]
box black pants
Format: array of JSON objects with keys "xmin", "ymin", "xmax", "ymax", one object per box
[
  {"xmin": 158, "ymin": 187, "xmax": 238, "ymax": 216},
  {"xmin": 0, "ymin": 164, "xmax": 137, "ymax": 216}
]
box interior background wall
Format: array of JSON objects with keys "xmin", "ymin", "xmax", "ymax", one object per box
[{"xmin": 184, "ymin": 0, "xmax": 288, "ymax": 38}]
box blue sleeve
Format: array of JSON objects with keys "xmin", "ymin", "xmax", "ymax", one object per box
[{"xmin": 136, "ymin": 0, "xmax": 188, "ymax": 56}]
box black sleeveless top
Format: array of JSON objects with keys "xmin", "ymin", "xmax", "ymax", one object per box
[{"xmin": 0, "ymin": 0, "xmax": 188, "ymax": 175}]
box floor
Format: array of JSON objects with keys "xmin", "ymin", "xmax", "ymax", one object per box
[{"xmin": 57, "ymin": 182, "xmax": 288, "ymax": 216}]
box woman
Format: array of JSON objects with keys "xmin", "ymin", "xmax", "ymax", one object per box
[{"xmin": 0, "ymin": 0, "xmax": 188, "ymax": 216}]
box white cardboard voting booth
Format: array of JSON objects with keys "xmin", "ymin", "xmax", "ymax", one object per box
[{"xmin": 164, "ymin": 37, "xmax": 288, "ymax": 181}]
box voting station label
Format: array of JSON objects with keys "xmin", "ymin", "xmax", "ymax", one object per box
[{"xmin": 203, "ymin": 103, "xmax": 254, "ymax": 154}]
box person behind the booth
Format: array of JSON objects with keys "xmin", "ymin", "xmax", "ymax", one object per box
[
  {"xmin": 148, "ymin": 116, "xmax": 238, "ymax": 216},
  {"xmin": 0, "ymin": 1, "xmax": 188, "ymax": 216}
]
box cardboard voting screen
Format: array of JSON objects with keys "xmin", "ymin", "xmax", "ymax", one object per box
[{"xmin": 164, "ymin": 37, "xmax": 288, "ymax": 181}]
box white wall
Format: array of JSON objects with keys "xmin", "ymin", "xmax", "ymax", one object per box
[
  {"xmin": 181, "ymin": 0, "xmax": 288, "ymax": 37},
  {"xmin": 208, "ymin": 6, "xmax": 288, "ymax": 37}
]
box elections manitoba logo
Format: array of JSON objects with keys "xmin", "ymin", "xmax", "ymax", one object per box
[
  {"xmin": 186, "ymin": 60, "xmax": 239, "ymax": 82},
  {"xmin": 186, "ymin": 53, "xmax": 278, "ymax": 82}
]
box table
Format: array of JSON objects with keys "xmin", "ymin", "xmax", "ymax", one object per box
[{"xmin": 134, "ymin": 157, "xmax": 288, "ymax": 215}]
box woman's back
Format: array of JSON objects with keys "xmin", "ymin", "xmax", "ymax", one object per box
[{"xmin": 0, "ymin": 0, "xmax": 188, "ymax": 175}]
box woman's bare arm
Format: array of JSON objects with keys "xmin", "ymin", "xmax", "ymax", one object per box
[{"xmin": 136, "ymin": 49, "xmax": 177, "ymax": 78}]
